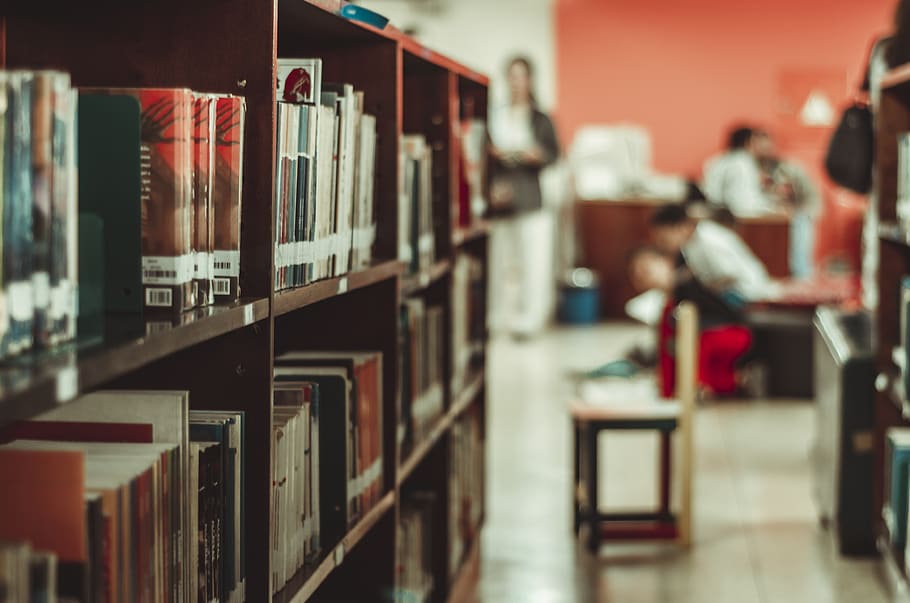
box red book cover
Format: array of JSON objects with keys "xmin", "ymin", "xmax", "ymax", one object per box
[
  {"xmin": 0, "ymin": 448, "xmax": 86, "ymax": 561},
  {"xmin": 0, "ymin": 420, "xmax": 153, "ymax": 444},
  {"xmin": 212, "ymin": 95, "xmax": 246, "ymax": 301}
]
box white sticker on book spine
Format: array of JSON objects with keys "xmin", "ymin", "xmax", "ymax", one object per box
[
  {"xmin": 142, "ymin": 255, "xmax": 194, "ymax": 285},
  {"xmin": 56, "ymin": 366, "xmax": 78, "ymax": 403},
  {"xmin": 9, "ymin": 281, "xmax": 34, "ymax": 321},
  {"xmin": 214, "ymin": 250, "xmax": 241, "ymax": 278}
]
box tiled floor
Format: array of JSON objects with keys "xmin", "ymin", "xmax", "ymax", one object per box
[{"xmin": 472, "ymin": 323, "xmax": 888, "ymax": 603}]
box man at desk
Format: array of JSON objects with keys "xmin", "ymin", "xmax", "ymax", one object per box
[
  {"xmin": 703, "ymin": 126, "xmax": 774, "ymax": 217},
  {"xmin": 650, "ymin": 203, "xmax": 774, "ymax": 302}
]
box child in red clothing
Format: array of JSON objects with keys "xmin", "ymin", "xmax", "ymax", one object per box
[{"xmin": 631, "ymin": 247, "xmax": 753, "ymax": 397}]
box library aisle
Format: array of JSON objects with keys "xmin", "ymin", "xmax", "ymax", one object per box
[{"xmin": 474, "ymin": 323, "xmax": 888, "ymax": 603}]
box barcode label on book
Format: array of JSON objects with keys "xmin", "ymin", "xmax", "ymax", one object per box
[
  {"xmin": 214, "ymin": 278, "xmax": 231, "ymax": 296},
  {"xmin": 142, "ymin": 255, "xmax": 193, "ymax": 285},
  {"xmin": 214, "ymin": 250, "xmax": 241, "ymax": 277},
  {"xmin": 146, "ymin": 288, "xmax": 173, "ymax": 307}
]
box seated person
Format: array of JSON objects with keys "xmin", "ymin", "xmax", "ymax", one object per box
[
  {"xmin": 628, "ymin": 246, "xmax": 752, "ymax": 397},
  {"xmin": 649, "ymin": 202, "xmax": 775, "ymax": 302},
  {"xmin": 752, "ymin": 129, "xmax": 821, "ymax": 278},
  {"xmin": 702, "ymin": 126, "xmax": 775, "ymax": 217}
]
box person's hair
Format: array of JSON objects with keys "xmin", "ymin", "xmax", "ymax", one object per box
[
  {"xmin": 728, "ymin": 126, "xmax": 754, "ymax": 150},
  {"xmin": 889, "ymin": 0, "xmax": 910, "ymax": 68},
  {"xmin": 506, "ymin": 55, "xmax": 538, "ymax": 108},
  {"xmin": 650, "ymin": 203, "xmax": 691, "ymax": 227}
]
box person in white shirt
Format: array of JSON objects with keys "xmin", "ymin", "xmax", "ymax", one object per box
[
  {"xmin": 650, "ymin": 203, "xmax": 774, "ymax": 301},
  {"xmin": 702, "ymin": 126, "xmax": 774, "ymax": 217}
]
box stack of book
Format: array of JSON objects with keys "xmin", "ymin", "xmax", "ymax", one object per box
[
  {"xmin": 885, "ymin": 428, "xmax": 910, "ymax": 552},
  {"xmin": 454, "ymin": 119, "xmax": 487, "ymax": 229},
  {"xmin": 399, "ymin": 299, "xmax": 445, "ymax": 450},
  {"xmin": 270, "ymin": 383, "xmax": 321, "ymax": 593},
  {"xmin": 272, "ymin": 350, "xmax": 384, "ymax": 591},
  {"xmin": 274, "ymin": 59, "xmax": 378, "ymax": 291},
  {"xmin": 448, "ymin": 410, "xmax": 483, "ymax": 576},
  {"xmin": 451, "ymin": 253, "xmax": 485, "ymax": 397},
  {"xmin": 0, "ymin": 70, "xmax": 79, "ymax": 358},
  {"xmin": 82, "ymin": 88, "xmax": 246, "ymax": 315},
  {"xmin": 399, "ymin": 135, "xmax": 435, "ymax": 275},
  {"xmin": 396, "ymin": 492, "xmax": 436, "ymax": 603},
  {"xmin": 0, "ymin": 390, "xmax": 246, "ymax": 603}
]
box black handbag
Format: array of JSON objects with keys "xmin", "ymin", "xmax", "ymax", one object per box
[{"xmin": 824, "ymin": 101, "xmax": 874, "ymax": 194}]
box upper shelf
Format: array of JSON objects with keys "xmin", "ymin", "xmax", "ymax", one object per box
[
  {"xmin": 879, "ymin": 221, "xmax": 910, "ymax": 248},
  {"xmin": 0, "ymin": 298, "xmax": 270, "ymax": 429},
  {"xmin": 277, "ymin": 0, "xmax": 489, "ymax": 84},
  {"xmin": 274, "ymin": 261, "xmax": 402, "ymax": 316}
]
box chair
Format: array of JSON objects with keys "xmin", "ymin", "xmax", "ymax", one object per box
[{"xmin": 570, "ymin": 302, "xmax": 698, "ymax": 552}]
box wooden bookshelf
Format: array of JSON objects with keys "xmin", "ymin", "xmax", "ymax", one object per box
[
  {"xmin": 0, "ymin": 1, "xmax": 490, "ymax": 601},
  {"xmin": 874, "ymin": 65, "xmax": 910, "ymax": 583}
]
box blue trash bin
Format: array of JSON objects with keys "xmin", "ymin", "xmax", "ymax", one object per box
[{"xmin": 558, "ymin": 268, "xmax": 600, "ymax": 324}]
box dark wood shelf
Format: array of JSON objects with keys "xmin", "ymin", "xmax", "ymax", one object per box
[
  {"xmin": 401, "ymin": 260, "xmax": 452, "ymax": 297},
  {"xmin": 453, "ymin": 222, "xmax": 490, "ymax": 247},
  {"xmin": 398, "ymin": 370, "xmax": 485, "ymax": 486},
  {"xmin": 445, "ymin": 538, "xmax": 481, "ymax": 603},
  {"xmin": 0, "ymin": 298, "xmax": 270, "ymax": 428},
  {"xmin": 400, "ymin": 38, "xmax": 489, "ymax": 85},
  {"xmin": 274, "ymin": 261, "xmax": 402, "ymax": 317},
  {"xmin": 275, "ymin": 490, "xmax": 396, "ymax": 603}
]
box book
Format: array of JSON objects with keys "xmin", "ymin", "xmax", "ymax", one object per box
[
  {"xmin": 886, "ymin": 428, "xmax": 910, "ymax": 549},
  {"xmin": 5, "ymin": 72, "xmax": 36, "ymax": 355},
  {"xmin": 48, "ymin": 73, "xmax": 78, "ymax": 346},
  {"xmin": 456, "ymin": 119, "xmax": 487, "ymax": 228},
  {"xmin": 397, "ymin": 492, "xmax": 436, "ymax": 603},
  {"xmin": 192, "ymin": 94, "xmax": 217, "ymax": 309},
  {"xmin": 899, "ymin": 133, "xmax": 910, "ymax": 232},
  {"xmin": 0, "ymin": 541, "xmax": 33, "ymax": 603},
  {"xmin": 82, "ymin": 87, "xmax": 195, "ymax": 315},
  {"xmin": 399, "ymin": 135, "xmax": 434, "ymax": 275},
  {"xmin": 448, "ymin": 409, "xmax": 483, "ymax": 578},
  {"xmin": 277, "ymin": 351, "xmax": 383, "ymax": 511},
  {"xmin": 212, "ymin": 95, "xmax": 246, "ymax": 302},
  {"xmin": 274, "ymin": 362, "xmax": 353, "ymax": 551},
  {"xmin": 451, "ymin": 253, "xmax": 485, "ymax": 397},
  {"xmin": 30, "ymin": 72, "xmax": 55, "ymax": 349},
  {"xmin": 400, "ymin": 299, "xmax": 445, "ymax": 449}
]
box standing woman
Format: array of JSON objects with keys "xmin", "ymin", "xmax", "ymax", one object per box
[{"xmin": 487, "ymin": 56, "xmax": 560, "ymax": 339}]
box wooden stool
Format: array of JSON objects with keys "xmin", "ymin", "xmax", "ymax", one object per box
[{"xmin": 570, "ymin": 302, "xmax": 697, "ymax": 552}]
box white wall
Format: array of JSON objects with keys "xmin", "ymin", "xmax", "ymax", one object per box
[{"xmin": 360, "ymin": 0, "xmax": 557, "ymax": 112}]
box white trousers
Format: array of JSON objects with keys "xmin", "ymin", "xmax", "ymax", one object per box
[{"xmin": 487, "ymin": 209, "xmax": 554, "ymax": 336}]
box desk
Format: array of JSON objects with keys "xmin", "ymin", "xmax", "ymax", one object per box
[{"xmin": 578, "ymin": 200, "xmax": 792, "ymax": 318}]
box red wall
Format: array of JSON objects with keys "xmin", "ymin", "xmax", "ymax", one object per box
[{"xmin": 555, "ymin": 0, "xmax": 894, "ymax": 178}]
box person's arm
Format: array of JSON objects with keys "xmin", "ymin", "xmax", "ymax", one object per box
[
  {"xmin": 724, "ymin": 156, "xmax": 772, "ymax": 216},
  {"xmin": 789, "ymin": 162, "xmax": 822, "ymax": 217}
]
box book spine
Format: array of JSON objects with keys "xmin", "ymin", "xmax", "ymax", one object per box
[
  {"xmin": 213, "ymin": 95, "xmax": 246, "ymax": 302},
  {"xmin": 7, "ymin": 72, "xmax": 35, "ymax": 355},
  {"xmin": 192, "ymin": 94, "xmax": 217, "ymax": 309},
  {"xmin": 30, "ymin": 72, "xmax": 54, "ymax": 349}
]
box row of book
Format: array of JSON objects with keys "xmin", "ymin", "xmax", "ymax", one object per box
[
  {"xmin": 0, "ymin": 543, "xmax": 57, "ymax": 603},
  {"xmin": 448, "ymin": 410, "xmax": 483, "ymax": 578},
  {"xmin": 399, "ymin": 135, "xmax": 436, "ymax": 276},
  {"xmin": 396, "ymin": 492, "xmax": 436, "ymax": 603},
  {"xmin": 274, "ymin": 59, "xmax": 377, "ymax": 291},
  {"xmin": 271, "ymin": 351, "xmax": 384, "ymax": 595},
  {"xmin": 0, "ymin": 70, "xmax": 78, "ymax": 357},
  {"xmin": 451, "ymin": 253, "xmax": 486, "ymax": 397},
  {"xmin": 399, "ymin": 299, "xmax": 445, "ymax": 451},
  {"xmin": 454, "ymin": 119, "xmax": 487, "ymax": 230},
  {"xmin": 0, "ymin": 390, "xmax": 245, "ymax": 603},
  {"xmin": 84, "ymin": 88, "xmax": 246, "ymax": 315}
]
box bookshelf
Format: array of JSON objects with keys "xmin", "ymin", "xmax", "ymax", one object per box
[
  {"xmin": 875, "ymin": 64, "xmax": 910, "ymax": 594},
  {"xmin": 0, "ymin": 1, "xmax": 489, "ymax": 602}
]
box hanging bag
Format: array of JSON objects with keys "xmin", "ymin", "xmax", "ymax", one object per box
[{"xmin": 824, "ymin": 37, "xmax": 889, "ymax": 194}]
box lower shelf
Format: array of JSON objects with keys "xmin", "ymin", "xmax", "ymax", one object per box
[{"xmin": 275, "ymin": 491, "xmax": 396, "ymax": 603}]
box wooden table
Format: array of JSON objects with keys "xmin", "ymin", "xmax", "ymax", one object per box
[{"xmin": 577, "ymin": 200, "xmax": 792, "ymax": 318}]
